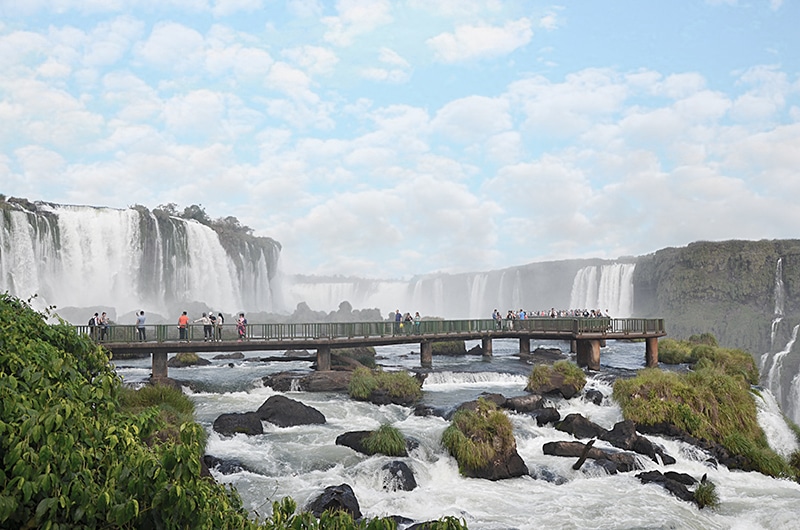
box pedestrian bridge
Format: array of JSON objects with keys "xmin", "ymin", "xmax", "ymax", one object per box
[{"xmin": 86, "ymin": 317, "xmax": 666, "ymax": 379}]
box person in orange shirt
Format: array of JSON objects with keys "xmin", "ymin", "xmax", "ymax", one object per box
[{"xmin": 178, "ymin": 311, "xmax": 190, "ymax": 341}]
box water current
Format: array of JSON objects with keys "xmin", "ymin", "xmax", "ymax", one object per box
[{"xmin": 113, "ymin": 340, "xmax": 800, "ymax": 530}]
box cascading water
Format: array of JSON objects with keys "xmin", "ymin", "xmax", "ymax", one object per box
[
  {"xmin": 569, "ymin": 263, "xmax": 635, "ymax": 317},
  {"xmin": 112, "ymin": 341, "xmax": 800, "ymax": 529},
  {"xmin": 0, "ymin": 202, "xmax": 282, "ymax": 319},
  {"xmin": 770, "ymin": 258, "xmax": 785, "ymax": 350}
]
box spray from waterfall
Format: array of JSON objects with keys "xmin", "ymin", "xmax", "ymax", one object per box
[{"xmin": 569, "ymin": 263, "xmax": 636, "ymax": 317}]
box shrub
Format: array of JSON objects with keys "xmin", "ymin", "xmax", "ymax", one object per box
[
  {"xmin": 525, "ymin": 360, "xmax": 586, "ymax": 392},
  {"xmin": 658, "ymin": 338, "xmax": 693, "ymax": 364},
  {"xmin": 362, "ymin": 424, "xmax": 407, "ymax": 457}
]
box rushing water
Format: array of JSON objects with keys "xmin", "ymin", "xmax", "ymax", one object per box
[{"xmin": 113, "ymin": 340, "xmax": 800, "ymax": 530}]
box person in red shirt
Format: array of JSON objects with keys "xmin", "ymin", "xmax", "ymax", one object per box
[{"xmin": 178, "ymin": 311, "xmax": 190, "ymax": 341}]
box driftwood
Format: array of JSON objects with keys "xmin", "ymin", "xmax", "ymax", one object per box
[{"xmin": 572, "ymin": 438, "xmax": 596, "ymax": 470}]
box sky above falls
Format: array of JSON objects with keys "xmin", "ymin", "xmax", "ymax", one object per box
[{"xmin": 1, "ymin": 1, "xmax": 799, "ymax": 280}]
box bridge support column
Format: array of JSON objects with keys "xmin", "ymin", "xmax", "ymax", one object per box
[
  {"xmin": 481, "ymin": 337, "xmax": 493, "ymax": 357},
  {"xmin": 570, "ymin": 340, "xmax": 577, "ymax": 353},
  {"xmin": 317, "ymin": 345, "xmax": 331, "ymax": 371},
  {"xmin": 576, "ymin": 340, "xmax": 601, "ymax": 371},
  {"xmin": 420, "ymin": 341, "xmax": 432, "ymax": 368},
  {"xmin": 519, "ymin": 338, "xmax": 530, "ymax": 355},
  {"xmin": 645, "ymin": 337, "xmax": 659, "ymax": 368},
  {"xmin": 152, "ymin": 351, "xmax": 168, "ymax": 380}
]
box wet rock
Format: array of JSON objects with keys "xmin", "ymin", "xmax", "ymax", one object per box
[
  {"xmin": 382, "ymin": 461, "xmax": 417, "ymax": 491},
  {"xmin": 212, "ymin": 411, "xmax": 263, "ymax": 436},
  {"xmin": 256, "ymin": 395, "xmax": 326, "ymax": 427},
  {"xmin": 529, "ymin": 407, "xmax": 560, "ymax": 426},
  {"xmin": 504, "ymin": 394, "xmax": 545, "ymax": 412},
  {"xmin": 307, "ymin": 483, "xmax": 361, "ymax": 519},
  {"xmin": 556, "ymin": 413, "xmax": 608, "ymax": 439}
]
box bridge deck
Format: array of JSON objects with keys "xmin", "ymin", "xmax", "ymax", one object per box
[{"xmin": 85, "ymin": 317, "xmax": 666, "ymax": 357}]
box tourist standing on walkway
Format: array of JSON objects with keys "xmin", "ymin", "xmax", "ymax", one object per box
[
  {"xmin": 136, "ymin": 311, "xmax": 146, "ymax": 341},
  {"xmin": 236, "ymin": 313, "xmax": 247, "ymax": 341},
  {"xmin": 178, "ymin": 311, "xmax": 190, "ymax": 341},
  {"xmin": 394, "ymin": 309, "xmax": 402, "ymax": 335},
  {"xmin": 88, "ymin": 312, "xmax": 99, "ymax": 340},
  {"xmin": 414, "ymin": 312, "xmax": 421, "ymax": 333},
  {"xmin": 195, "ymin": 313, "xmax": 213, "ymax": 341},
  {"xmin": 99, "ymin": 312, "xmax": 109, "ymax": 341},
  {"xmin": 216, "ymin": 313, "xmax": 225, "ymax": 341}
]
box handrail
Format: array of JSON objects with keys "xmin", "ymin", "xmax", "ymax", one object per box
[{"xmin": 77, "ymin": 317, "xmax": 666, "ymax": 344}]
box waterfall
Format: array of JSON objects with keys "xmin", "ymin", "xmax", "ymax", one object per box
[
  {"xmin": 569, "ymin": 263, "xmax": 636, "ymax": 317},
  {"xmin": 770, "ymin": 258, "xmax": 785, "ymax": 350},
  {"xmin": 762, "ymin": 324, "xmax": 799, "ymax": 409},
  {"xmin": 0, "ymin": 202, "xmax": 282, "ymax": 319}
]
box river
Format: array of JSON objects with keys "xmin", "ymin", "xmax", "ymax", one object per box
[{"xmin": 113, "ymin": 339, "xmax": 800, "ymax": 530}]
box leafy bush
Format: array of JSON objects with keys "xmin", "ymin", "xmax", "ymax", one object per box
[
  {"xmin": 658, "ymin": 338, "xmax": 693, "ymax": 364},
  {"xmin": 0, "ymin": 294, "xmax": 258, "ymax": 529},
  {"xmin": 441, "ymin": 399, "xmax": 514, "ymax": 473},
  {"xmin": 362, "ymin": 424, "xmax": 407, "ymax": 457}
]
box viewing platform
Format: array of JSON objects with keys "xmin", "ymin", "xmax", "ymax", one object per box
[{"xmin": 83, "ymin": 317, "xmax": 666, "ymax": 378}]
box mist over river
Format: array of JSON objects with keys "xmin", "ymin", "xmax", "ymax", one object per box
[{"xmin": 113, "ymin": 340, "xmax": 800, "ymax": 530}]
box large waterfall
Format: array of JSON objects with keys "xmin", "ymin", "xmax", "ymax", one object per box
[
  {"xmin": 568, "ymin": 263, "xmax": 635, "ymax": 317},
  {"xmin": 0, "ymin": 202, "xmax": 282, "ymax": 321}
]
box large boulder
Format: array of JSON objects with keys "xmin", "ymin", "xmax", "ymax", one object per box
[
  {"xmin": 555, "ymin": 413, "xmax": 608, "ymax": 439},
  {"xmin": 504, "ymin": 394, "xmax": 544, "ymax": 413},
  {"xmin": 167, "ymin": 352, "xmax": 211, "ymax": 367},
  {"xmin": 256, "ymin": 395, "xmax": 326, "ymax": 427},
  {"xmin": 212, "ymin": 412, "xmax": 263, "ymax": 436},
  {"xmin": 381, "ymin": 461, "xmax": 417, "ymax": 491},
  {"xmin": 542, "ymin": 441, "xmax": 642, "ymax": 474},
  {"xmin": 263, "ymin": 371, "xmax": 352, "ymax": 392},
  {"xmin": 529, "ymin": 407, "xmax": 560, "ymax": 426},
  {"xmin": 306, "ymin": 483, "xmax": 361, "ymax": 519}
]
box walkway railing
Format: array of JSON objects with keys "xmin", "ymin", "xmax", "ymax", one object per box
[{"xmin": 78, "ymin": 317, "xmax": 665, "ymax": 344}]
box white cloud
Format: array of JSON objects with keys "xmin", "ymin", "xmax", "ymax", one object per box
[
  {"xmin": 212, "ymin": 0, "xmax": 264, "ymax": 17},
  {"xmin": 427, "ymin": 17, "xmax": 533, "ymax": 63},
  {"xmin": 432, "ymin": 95, "xmax": 511, "ymax": 144},
  {"xmin": 322, "ymin": 0, "xmax": 393, "ymax": 46},
  {"xmin": 134, "ymin": 22, "xmax": 205, "ymax": 71},
  {"xmin": 282, "ymin": 45, "xmax": 339, "ymax": 76}
]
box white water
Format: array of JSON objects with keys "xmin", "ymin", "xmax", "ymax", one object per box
[
  {"xmin": 0, "ymin": 204, "xmax": 281, "ymax": 318},
  {"xmin": 113, "ymin": 341, "xmax": 800, "ymax": 529},
  {"xmin": 569, "ymin": 263, "xmax": 635, "ymax": 317}
]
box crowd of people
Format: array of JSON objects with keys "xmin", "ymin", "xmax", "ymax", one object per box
[
  {"xmin": 87, "ymin": 310, "xmax": 248, "ymax": 342},
  {"xmin": 492, "ymin": 308, "xmax": 611, "ymax": 330}
]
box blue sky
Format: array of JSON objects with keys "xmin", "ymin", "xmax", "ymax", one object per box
[{"xmin": 2, "ymin": 0, "xmax": 799, "ymax": 280}]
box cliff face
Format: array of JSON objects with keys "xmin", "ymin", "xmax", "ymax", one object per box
[{"xmin": 633, "ymin": 239, "xmax": 800, "ymax": 355}]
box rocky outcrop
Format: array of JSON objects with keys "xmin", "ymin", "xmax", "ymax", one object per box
[
  {"xmin": 256, "ymin": 395, "xmax": 326, "ymax": 427},
  {"xmin": 212, "ymin": 352, "xmax": 244, "ymax": 360},
  {"xmin": 556, "ymin": 413, "xmax": 607, "ymax": 439},
  {"xmin": 263, "ymin": 371, "xmax": 352, "ymax": 392},
  {"xmin": 167, "ymin": 352, "xmax": 211, "ymax": 367},
  {"xmin": 306, "ymin": 484, "xmax": 361, "ymax": 519},
  {"xmin": 600, "ymin": 420, "xmax": 676, "ymax": 465},
  {"xmin": 636, "ymin": 470, "xmax": 706, "ymax": 506}
]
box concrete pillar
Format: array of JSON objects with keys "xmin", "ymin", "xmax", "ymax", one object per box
[
  {"xmin": 519, "ymin": 338, "xmax": 530, "ymax": 355},
  {"xmin": 481, "ymin": 336, "xmax": 493, "ymax": 357},
  {"xmin": 152, "ymin": 351, "xmax": 168, "ymax": 379},
  {"xmin": 576, "ymin": 339, "xmax": 601, "ymax": 371},
  {"xmin": 317, "ymin": 344, "xmax": 331, "ymax": 371},
  {"xmin": 645, "ymin": 337, "xmax": 659, "ymax": 368},
  {"xmin": 420, "ymin": 341, "xmax": 432, "ymax": 368},
  {"xmin": 570, "ymin": 340, "xmax": 577, "ymax": 353}
]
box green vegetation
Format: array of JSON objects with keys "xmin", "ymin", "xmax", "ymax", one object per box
[
  {"xmin": 613, "ymin": 335, "xmax": 793, "ymax": 478},
  {"xmin": 525, "ymin": 360, "xmax": 586, "ymax": 392},
  {"xmin": 431, "ymin": 341, "xmax": 467, "ymax": 355},
  {"xmin": 265, "ymin": 497, "xmax": 467, "ymax": 529},
  {"xmin": 441, "ymin": 399, "xmax": 514, "ymax": 473},
  {"xmin": 0, "ymin": 294, "xmax": 464, "ymax": 529},
  {"xmin": 348, "ymin": 367, "xmax": 423, "ymax": 402},
  {"xmin": 693, "ymin": 481, "xmax": 719, "ymax": 510},
  {"xmin": 362, "ymin": 424, "xmax": 407, "ymax": 457}
]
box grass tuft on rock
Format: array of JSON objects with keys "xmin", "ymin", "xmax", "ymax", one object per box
[
  {"xmin": 693, "ymin": 481, "xmax": 720, "ymax": 509},
  {"xmin": 348, "ymin": 366, "xmax": 422, "ymax": 402},
  {"xmin": 363, "ymin": 424, "xmax": 407, "ymax": 457},
  {"xmin": 526, "ymin": 360, "xmax": 586, "ymax": 392},
  {"xmin": 441, "ymin": 398, "xmax": 514, "ymax": 472}
]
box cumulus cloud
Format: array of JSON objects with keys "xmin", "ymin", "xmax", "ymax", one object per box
[
  {"xmin": 427, "ymin": 17, "xmax": 533, "ymax": 62},
  {"xmin": 134, "ymin": 22, "xmax": 205, "ymax": 71}
]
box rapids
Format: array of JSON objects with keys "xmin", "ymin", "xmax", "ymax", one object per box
[{"xmin": 113, "ymin": 340, "xmax": 800, "ymax": 530}]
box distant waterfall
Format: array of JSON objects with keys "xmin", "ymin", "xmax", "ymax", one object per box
[
  {"xmin": 771, "ymin": 258, "xmax": 785, "ymax": 350},
  {"xmin": 569, "ymin": 263, "xmax": 635, "ymax": 317},
  {"xmin": 0, "ymin": 202, "xmax": 282, "ymax": 319}
]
